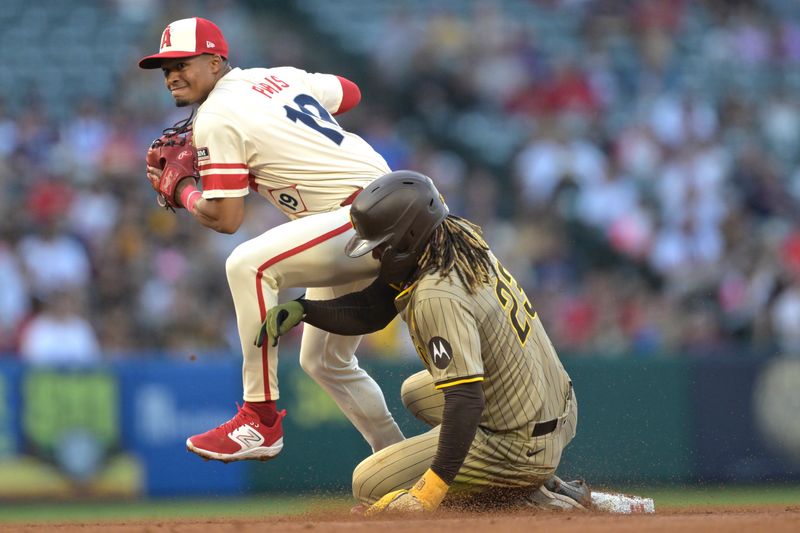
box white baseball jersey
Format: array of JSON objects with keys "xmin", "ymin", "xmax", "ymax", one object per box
[{"xmin": 192, "ymin": 67, "xmax": 391, "ymax": 219}]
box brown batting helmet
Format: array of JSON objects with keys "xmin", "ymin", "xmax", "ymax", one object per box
[{"xmin": 346, "ymin": 170, "xmax": 449, "ymax": 285}]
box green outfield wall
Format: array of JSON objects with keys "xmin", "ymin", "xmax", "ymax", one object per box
[
  {"xmin": 249, "ymin": 355, "xmax": 800, "ymax": 492},
  {"xmin": 1, "ymin": 355, "xmax": 798, "ymax": 498}
]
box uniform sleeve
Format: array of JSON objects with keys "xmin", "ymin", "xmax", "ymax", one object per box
[
  {"xmin": 413, "ymin": 295, "xmax": 484, "ymax": 389},
  {"xmin": 300, "ymin": 277, "xmax": 399, "ymax": 335},
  {"xmin": 332, "ymin": 76, "xmax": 360, "ymax": 115},
  {"xmin": 193, "ymin": 112, "xmax": 250, "ymax": 199},
  {"xmin": 301, "ymin": 71, "xmax": 358, "ymax": 115}
]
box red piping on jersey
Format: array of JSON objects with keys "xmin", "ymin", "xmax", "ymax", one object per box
[
  {"xmin": 334, "ymin": 76, "xmax": 361, "ymax": 115},
  {"xmin": 255, "ymin": 221, "xmax": 354, "ymax": 399}
]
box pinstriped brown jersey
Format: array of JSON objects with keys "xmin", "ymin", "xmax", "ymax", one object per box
[{"xmin": 394, "ymin": 255, "xmax": 572, "ymax": 432}]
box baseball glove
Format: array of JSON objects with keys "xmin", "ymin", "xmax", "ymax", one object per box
[{"xmin": 146, "ymin": 115, "xmax": 198, "ymax": 210}]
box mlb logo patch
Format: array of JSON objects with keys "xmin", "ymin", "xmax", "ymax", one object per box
[{"xmin": 196, "ymin": 147, "xmax": 210, "ymax": 160}]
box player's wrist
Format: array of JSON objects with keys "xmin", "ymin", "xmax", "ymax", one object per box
[
  {"xmin": 408, "ymin": 468, "xmax": 449, "ymax": 511},
  {"xmin": 295, "ymin": 297, "xmax": 309, "ymax": 315},
  {"xmin": 178, "ymin": 181, "xmax": 201, "ymax": 213}
]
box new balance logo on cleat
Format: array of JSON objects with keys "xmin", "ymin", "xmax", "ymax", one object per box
[{"xmin": 231, "ymin": 425, "xmax": 265, "ymax": 448}]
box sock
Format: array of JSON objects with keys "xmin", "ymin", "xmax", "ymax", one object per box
[{"xmin": 244, "ymin": 401, "xmax": 278, "ymax": 426}]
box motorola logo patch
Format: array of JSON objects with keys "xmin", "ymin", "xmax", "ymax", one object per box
[{"xmin": 427, "ymin": 336, "xmax": 453, "ymax": 369}]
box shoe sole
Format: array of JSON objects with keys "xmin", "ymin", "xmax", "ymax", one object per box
[
  {"xmin": 527, "ymin": 485, "xmax": 588, "ymax": 511},
  {"xmin": 186, "ymin": 437, "xmax": 284, "ymax": 463}
]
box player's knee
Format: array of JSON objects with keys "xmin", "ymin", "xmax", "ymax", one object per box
[
  {"xmin": 400, "ymin": 378, "xmax": 415, "ymax": 412},
  {"xmin": 401, "ymin": 372, "xmax": 444, "ymax": 426},
  {"xmin": 351, "ymin": 459, "xmax": 375, "ymax": 504},
  {"xmin": 400, "ymin": 371, "xmax": 431, "ymax": 411},
  {"xmin": 225, "ymin": 243, "xmax": 252, "ymax": 281},
  {"xmin": 299, "ymin": 339, "xmax": 358, "ymax": 379},
  {"xmin": 298, "ymin": 351, "xmax": 324, "ymax": 379},
  {"xmin": 351, "ymin": 473, "xmax": 365, "ymax": 504}
]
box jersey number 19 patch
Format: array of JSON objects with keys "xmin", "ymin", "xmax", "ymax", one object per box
[{"xmin": 269, "ymin": 186, "xmax": 308, "ymax": 214}]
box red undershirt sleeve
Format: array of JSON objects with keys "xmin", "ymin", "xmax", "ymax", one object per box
[{"xmin": 334, "ymin": 75, "xmax": 361, "ymax": 115}]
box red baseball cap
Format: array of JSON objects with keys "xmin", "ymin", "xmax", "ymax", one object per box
[{"xmin": 139, "ymin": 17, "xmax": 228, "ymax": 69}]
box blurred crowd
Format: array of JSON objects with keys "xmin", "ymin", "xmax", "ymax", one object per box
[
  {"xmin": 1, "ymin": 0, "xmax": 799, "ymax": 363},
  {"xmin": 349, "ymin": 0, "xmax": 800, "ymax": 358}
]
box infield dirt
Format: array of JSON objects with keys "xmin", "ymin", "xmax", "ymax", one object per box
[{"xmin": 1, "ymin": 505, "xmax": 799, "ymax": 533}]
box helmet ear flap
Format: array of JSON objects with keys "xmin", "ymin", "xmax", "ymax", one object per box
[{"xmin": 377, "ymin": 245, "xmax": 420, "ymax": 286}]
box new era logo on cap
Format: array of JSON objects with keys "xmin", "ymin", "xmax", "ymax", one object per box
[{"xmin": 139, "ymin": 17, "xmax": 228, "ymax": 69}]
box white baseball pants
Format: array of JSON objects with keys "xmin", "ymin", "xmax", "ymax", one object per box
[{"xmin": 225, "ymin": 205, "xmax": 404, "ymax": 452}]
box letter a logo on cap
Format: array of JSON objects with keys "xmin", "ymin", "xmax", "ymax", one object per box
[
  {"xmin": 160, "ymin": 26, "xmax": 172, "ymax": 49},
  {"xmin": 139, "ymin": 17, "xmax": 229, "ymax": 69}
]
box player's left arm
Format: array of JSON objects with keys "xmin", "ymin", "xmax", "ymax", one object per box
[
  {"xmin": 184, "ymin": 112, "xmax": 249, "ymax": 233},
  {"xmin": 179, "ymin": 183, "xmax": 244, "ymax": 234},
  {"xmin": 367, "ymin": 296, "xmax": 485, "ymax": 515},
  {"xmin": 433, "ymin": 383, "xmax": 485, "ymax": 484},
  {"xmin": 145, "ymin": 154, "xmax": 243, "ymax": 233},
  {"xmin": 302, "ymin": 70, "xmax": 361, "ymax": 115},
  {"xmin": 366, "ymin": 382, "xmax": 483, "ymax": 515}
]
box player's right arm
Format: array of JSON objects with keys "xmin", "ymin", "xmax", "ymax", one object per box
[{"xmin": 300, "ymin": 277, "xmax": 399, "ymax": 334}]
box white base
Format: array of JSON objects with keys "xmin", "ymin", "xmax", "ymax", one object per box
[{"xmin": 591, "ymin": 491, "xmax": 655, "ymax": 514}]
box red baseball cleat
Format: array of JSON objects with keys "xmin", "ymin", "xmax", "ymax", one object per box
[{"xmin": 186, "ymin": 404, "xmax": 285, "ymax": 463}]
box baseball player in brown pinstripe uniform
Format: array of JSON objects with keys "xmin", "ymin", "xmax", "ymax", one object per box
[{"xmin": 256, "ymin": 170, "xmax": 589, "ymax": 513}]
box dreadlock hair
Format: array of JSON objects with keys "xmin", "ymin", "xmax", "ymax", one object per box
[{"xmin": 414, "ymin": 214, "xmax": 496, "ymax": 294}]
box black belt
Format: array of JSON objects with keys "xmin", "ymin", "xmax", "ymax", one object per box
[
  {"xmin": 531, "ymin": 418, "xmax": 558, "ymax": 437},
  {"xmin": 532, "ymin": 381, "xmax": 573, "ymax": 437}
]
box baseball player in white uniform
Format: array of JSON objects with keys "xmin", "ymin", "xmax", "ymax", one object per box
[{"xmin": 139, "ymin": 17, "xmax": 404, "ymax": 462}]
